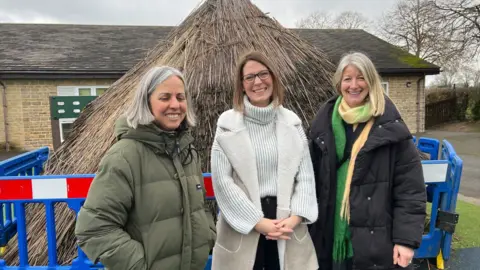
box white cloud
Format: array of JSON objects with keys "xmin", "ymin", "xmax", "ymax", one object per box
[
  {"xmin": 0, "ymin": 0, "xmax": 395, "ymax": 27},
  {"xmin": 0, "ymin": 10, "xmax": 61, "ymax": 24}
]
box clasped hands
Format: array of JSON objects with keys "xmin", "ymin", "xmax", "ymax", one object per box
[{"xmin": 254, "ymin": 215, "xmax": 302, "ymax": 240}]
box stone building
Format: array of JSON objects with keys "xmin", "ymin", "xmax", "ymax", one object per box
[{"xmin": 0, "ymin": 24, "xmax": 439, "ymax": 151}]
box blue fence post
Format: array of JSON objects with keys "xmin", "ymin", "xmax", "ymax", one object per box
[
  {"xmin": 418, "ymin": 137, "xmax": 440, "ymax": 160},
  {"xmin": 0, "ymin": 147, "xmax": 50, "ymax": 253},
  {"xmin": 14, "ymin": 202, "xmax": 28, "ymax": 266},
  {"xmin": 69, "ymin": 199, "xmax": 93, "ymax": 269},
  {"xmin": 441, "ymin": 154, "xmax": 463, "ymax": 261},
  {"xmin": 441, "ymin": 140, "xmax": 457, "ymax": 161},
  {"xmin": 45, "ymin": 202, "xmax": 58, "ymax": 267}
]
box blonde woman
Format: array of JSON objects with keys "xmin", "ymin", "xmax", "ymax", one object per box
[
  {"xmin": 308, "ymin": 52, "xmax": 426, "ymax": 270},
  {"xmin": 210, "ymin": 51, "xmax": 318, "ymax": 270}
]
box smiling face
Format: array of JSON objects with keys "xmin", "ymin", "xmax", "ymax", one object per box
[
  {"xmin": 242, "ymin": 60, "xmax": 273, "ymax": 107},
  {"xmin": 149, "ymin": 75, "xmax": 187, "ymax": 130},
  {"xmin": 340, "ymin": 65, "xmax": 370, "ymax": 108}
]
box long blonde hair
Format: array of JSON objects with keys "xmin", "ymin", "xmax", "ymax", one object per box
[{"xmin": 333, "ymin": 52, "xmax": 385, "ymax": 116}]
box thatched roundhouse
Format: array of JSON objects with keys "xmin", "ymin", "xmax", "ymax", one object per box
[{"xmin": 4, "ymin": 0, "xmax": 336, "ymax": 265}]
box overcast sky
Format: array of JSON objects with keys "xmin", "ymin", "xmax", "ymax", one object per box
[{"xmin": 0, "ymin": 0, "xmax": 397, "ymax": 28}]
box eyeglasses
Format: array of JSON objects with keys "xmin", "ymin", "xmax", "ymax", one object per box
[{"xmin": 243, "ymin": 70, "xmax": 270, "ymax": 83}]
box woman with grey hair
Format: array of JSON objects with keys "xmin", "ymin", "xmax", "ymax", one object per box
[{"xmin": 75, "ymin": 66, "xmax": 216, "ymax": 270}]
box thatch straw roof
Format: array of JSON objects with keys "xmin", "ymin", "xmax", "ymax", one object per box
[{"xmin": 4, "ymin": 0, "xmax": 335, "ymax": 265}]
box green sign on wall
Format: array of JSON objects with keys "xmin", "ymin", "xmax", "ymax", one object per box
[{"xmin": 49, "ymin": 96, "xmax": 98, "ymax": 120}]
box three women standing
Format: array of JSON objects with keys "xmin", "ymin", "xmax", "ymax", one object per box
[{"xmin": 75, "ymin": 51, "xmax": 426, "ymax": 270}]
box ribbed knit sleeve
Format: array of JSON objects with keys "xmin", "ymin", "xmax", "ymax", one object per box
[
  {"xmin": 290, "ymin": 125, "xmax": 319, "ymax": 224},
  {"xmin": 211, "ymin": 128, "xmax": 264, "ymax": 235}
]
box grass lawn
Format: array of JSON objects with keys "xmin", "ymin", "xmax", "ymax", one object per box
[
  {"xmin": 451, "ymin": 200, "xmax": 480, "ymax": 249},
  {"xmin": 428, "ymin": 199, "xmax": 480, "ymax": 250}
]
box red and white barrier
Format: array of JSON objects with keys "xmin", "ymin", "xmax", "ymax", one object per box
[{"xmin": 0, "ymin": 175, "xmax": 215, "ymax": 200}]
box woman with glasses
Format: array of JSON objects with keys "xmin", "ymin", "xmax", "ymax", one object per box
[{"xmin": 210, "ymin": 51, "xmax": 319, "ymax": 270}]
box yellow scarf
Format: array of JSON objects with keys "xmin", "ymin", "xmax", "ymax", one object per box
[{"xmin": 338, "ymin": 98, "xmax": 374, "ymax": 221}]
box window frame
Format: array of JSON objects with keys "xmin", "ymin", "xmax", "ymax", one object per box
[
  {"xmin": 74, "ymin": 86, "xmax": 109, "ymax": 96},
  {"xmin": 59, "ymin": 118, "xmax": 76, "ymax": 143},
  {"xmin": 56, "ymin": 85, "xmax": 109, "ymax": 144},
  {"xmin": 381, "ymin": 82, "xmax": 389, "ymax": 95}
]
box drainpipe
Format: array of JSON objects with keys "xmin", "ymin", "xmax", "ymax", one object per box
[
  {"xmin": 416, "ymin": 75, "xmax": 425, "ymax": 133},
  {"xmin": 1, "ymin": 81, "xmax": 9, "ymax": 152}
]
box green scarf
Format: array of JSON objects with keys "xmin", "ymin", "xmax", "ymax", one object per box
[{"xmin": 332, "ymin": 96, "xmax": 373, "ymax": 262}]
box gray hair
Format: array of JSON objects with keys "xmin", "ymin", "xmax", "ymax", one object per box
[{"xmin": 125, "ymin": 66, "xmax": 197, "ymax": 129}]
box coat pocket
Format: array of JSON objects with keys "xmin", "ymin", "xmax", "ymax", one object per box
[
  {"xmin": 292, "ymin": 223, "xmax": 309, "ymax": 242},
  {"xmin": 215, "ymin": 215, "xmax": 243, "ymax": 253},
  {"xmin": 191, "ymin": 210, "xmax": 211, "ymax": 249},
  {"xmin": 285, "ymin": 224, "xmax": 318, "ymax": 270}
]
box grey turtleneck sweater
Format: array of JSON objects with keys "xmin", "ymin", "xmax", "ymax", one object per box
[
  {"xmin": 244, "ymin": 98, "xmax": 279, "ymax": 197},
  {"xmin": 211, "ymin": 97, "xmax": 316, "ymax": 234}
]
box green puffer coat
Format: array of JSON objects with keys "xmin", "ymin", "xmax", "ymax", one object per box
[{"xmin": 75, "ymin": 116, "xmax": 216, "ymax": 270}]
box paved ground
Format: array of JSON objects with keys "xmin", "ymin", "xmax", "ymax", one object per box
[
  {"xmin": 412, "ymin": 247, "xmax": 480, "ymax": 270},
  {"xmin": 445, "ymin": 247, "xmax": 480, "ymax": 269},
  {"xmin": 415, "ymin": 129, "xmax": 480, "ymax": 201},
  {"xmin": 0, "ymin": 150, "xmax": 26, "ymax": 162}
]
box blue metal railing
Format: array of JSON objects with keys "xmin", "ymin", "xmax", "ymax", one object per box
[
  {"xmin": 0, "ymin": 147, "xmax": 48, "ymax": 177},
  {"xmin": 0, "ymin": 147, "xmax": 49, "ymax": 252},
  {"xmin": 0, "ymin": 173, "xmax": 214, "ymax": 270},
  {"xmin": 0, "ymin": 138, "xmax": 464, "ymax": 268},
  {"xmin": 0, "ymin": 174, "xmax": 102, "ymax": 269},
  {"xmin": 439, "ymin": 140, "xmax": 463, "ymax": 260},
  {"xmin": 414, "ymin": 138, "xmax": 463, "ymax": 261}
]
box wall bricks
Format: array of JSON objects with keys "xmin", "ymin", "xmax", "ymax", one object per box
[
  {"xmin": 0, "ymin": 82, "xmax": 25, "ymax": 150},
  {"xmin": 1, "ymin": 75, "xmax": 426, "ymax": 151},
  {"xmin": 0, "ymin": 79, "xmax": 115, "ymax": 151},
  {"xmin": 383, "ymin": 76, "xmax": 425, "ymax": 133}
]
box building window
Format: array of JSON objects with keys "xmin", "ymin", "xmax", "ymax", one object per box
[
  {"xmin": 59, "ymin": 118, "xmax": 76, "ymax": 142},
  {"xmin": 76, "ymin": 86, "xmax": 108, "ymax": 96},
  {"xmin": 55, "ymin": 86, "xmax": 108, "ymax": 144},
  {"xmin": 57, "ymin": 85, "xmax": 109, "ymax": 97},
  {"xmin": 381, "ymin": 82, "xmax": 389, "ymax": 95}
]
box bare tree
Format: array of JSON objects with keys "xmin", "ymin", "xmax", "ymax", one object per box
[
  {"xmin": 431, "ymin": 63, "xmax": 462, "ymax": 87},
  {"xmin": 378, "ymin": 0, "xmax": 463, "ymax": 63},
  {"xmin": 460, "ymin": 65, "xmax": 480, "ymax": 87},
  {"xmin": 434, "ymin": 0, "xmax": 480, "ymax": 57},
  {"xmin": 430, "ymin": 54, "xmax": 480, "ymax": 87},
  {"xmin": 296, "ymin": 11, "xmax": 371, "ymax": 30},
  {"xmin": 333, "ymin": 11, "xmax": 371, "ymax": 29},
  {"xmin": 296, "ymin": 11, "xmax": 334, "ymax": 29}
]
